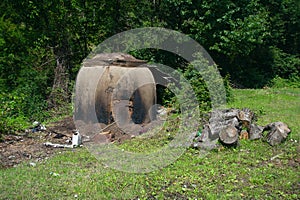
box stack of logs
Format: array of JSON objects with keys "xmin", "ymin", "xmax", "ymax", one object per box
[{"xmin": 193, "ymin": 108, "xmax": 291, "ymax": 150}]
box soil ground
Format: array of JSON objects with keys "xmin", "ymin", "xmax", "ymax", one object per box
[
  {"xmin": 0, "ymin": 116, "xmax": 160, "ymax": 168},
  {"xmin": 0, "ymin": 117, "xmax": 76, "ymax": 168}
]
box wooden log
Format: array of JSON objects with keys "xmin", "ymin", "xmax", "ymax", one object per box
[
  {"xmin": 99, "ymin": 131, "xmax": 111, "ymax": 135},
  {"xmin": 237, "ymin": 108, "xmax": 254, "ymax": 127},
  {"xmin": 239, "ymin": 130, "xmax": 249, "ymax": 140},
  {"xmin": 219, "ymin": 125, "xmax": 239, "ymax": 145},
  {"xmin": 249, "ymin": 124, "xmax": 263, "ymax": 140},
  {"xmin": 264, "ymin": 122, "xmax": 291, "ymax": 146}
]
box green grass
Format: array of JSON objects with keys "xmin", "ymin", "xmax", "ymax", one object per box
[
  {"xmin": 228, "ymin": 88, "xmax": 300, "ymax": 138},
  {"xmin": 1, "ymin": 88, "xmax": 299, "ymax": 199}
]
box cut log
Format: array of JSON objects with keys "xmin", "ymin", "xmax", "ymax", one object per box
[
  {"xmin": 264, "ymin": 122, "xmax": 291, "ymax": 146},
  {"xmin": 224, "ymin": 117, "xmax": 240, "ymax": 127},
  {"xmin": 249, "ymin": 124, "xmax": 264, "ymax": 140},
  {"xmin": 223, "ymin": 109, "xmax": 239, "ymax": 120},
  {"xmin": 193, "ymin": 124, "xmax": 219, "ymax": 150},
  {"xmin": 193, "ymin": 108, "xmax": 291, "ymax": 149},
  {"xmin": 219, "ymin": 125, "xmax": 239, "ymax": 145},
  {"xmin": 239, "ymin": 130, "xmax": 249, "ymax": 140},
  {"xmin": 237, "ymin": 108, "xmax": 254, "ymax": 127}
]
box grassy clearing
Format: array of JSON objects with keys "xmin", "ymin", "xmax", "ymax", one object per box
[{"xmin": 0, "ymin": 88, "xmax": 299, "ymax": 199}]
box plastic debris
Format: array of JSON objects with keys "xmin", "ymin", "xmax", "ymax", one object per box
[
  {"xmin": 8, "ymin": 155, "xmax": 15, "ymax": 160},
  {"xmin": 32, "ymin": 121, "xmax": 46, "ymax": 133},
  {"xmin": 44, "ymin": 142, "xmax": 73, "ymax": 148},
  {"xmin": 196, "ymin": 131, "xmax": 202, "ymax": 137},
  {"xmin": 72, "ymin": 130, "xmax": 82, "ymax": 147},
  {"xmin": 49, "ymin": 172, "xmax": 60, "ymax": 177}
]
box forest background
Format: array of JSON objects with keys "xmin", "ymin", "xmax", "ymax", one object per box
[{"xmin": 0, "ymin": 0, "xmax": 299, "ymax": 134}]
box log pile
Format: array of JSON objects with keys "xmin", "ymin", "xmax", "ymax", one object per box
[{"xmin": 193, "ymin": 108, "xmax": 291, "ymax": 150}]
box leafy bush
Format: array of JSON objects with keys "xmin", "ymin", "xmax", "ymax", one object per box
[
  {"xmin": 223, "ymin": 74, "xmax": 234, "ymax": 102},
  {"xmin": 0, "ymin": 88, "xmax": 49, "ymax": 134},
  {"xmin": 183, "ymin": 63, "xmax": 233, "ymax": 111},
  {"xmin": 268, "ymin": 75, "xmax": 300, "ymax": 88},
  {"xmin": 161, "ymin": 61, "xmax": 233, "ymax": 113},
  {"xmin": 271, "ymin": 47, "xmax": 300, "ymax": 79},
  {"xmin": 0, "ymin": 92, "xmax": 29, "ymax": 134}
]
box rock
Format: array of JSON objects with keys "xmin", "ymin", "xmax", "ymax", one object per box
[
  {"xmin": 197, "ymin": 124, "xmax": 217, "ymax": 142},
  {"xmin": 209, "ymin": 109, "xmax": 241, "ymax": 136},
  {"xmin": 206, "ymin": 124, "xmax": 223, "ymax": 141},
  {"xmin": 193, "ymin": 139, "xmax": 219, "ymax": 150},
  {"xmin": 264, "ymin": 122, "xmax": 291, "ymax": 146}
]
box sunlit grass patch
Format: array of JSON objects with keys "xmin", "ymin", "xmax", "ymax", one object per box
[{"xmin": 0, "ymin": 88, "xmax": 299, "ymax": 199}]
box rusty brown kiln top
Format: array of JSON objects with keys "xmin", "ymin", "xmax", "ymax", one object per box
[{"xmin": 83, "ymin": 53, "xmax": 147, "ymax": 67}]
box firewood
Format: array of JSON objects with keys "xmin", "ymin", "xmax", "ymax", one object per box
[{"xmin": 219, "ymin": 125, "xmax": 239, "ymax": 144}]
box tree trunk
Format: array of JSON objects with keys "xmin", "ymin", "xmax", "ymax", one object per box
[{"xmin": 47, "ymin": 59, "xmax": 69, "ymax": 109}]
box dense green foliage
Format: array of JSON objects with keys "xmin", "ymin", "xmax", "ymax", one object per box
[{"xmin": 0, "ymin": 0, "xmax": 299, "ymax": 133}]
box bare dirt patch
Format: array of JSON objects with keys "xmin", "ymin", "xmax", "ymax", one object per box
[
  {"xmin": 0, "ymin": 117, "xmax": 76, "ymax": 168},
  {"xmin": 0, "ymin": 116, "xmax": 153, "ymax": 168}
]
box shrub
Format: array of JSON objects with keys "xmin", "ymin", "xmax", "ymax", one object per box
[
  {"xmin": 268, "ymin": 75, "xmax": 300, "ymax": 88},
  {"xmin": 271, "ymin": 47, "xmax": 300, "ymax": 79},
  {"xmin": 162, "ymin": 61, "xmax": 233, "ymax": 113},
  {"xmin": 0, "ymin": 89, "xmax": 48, "ymax": 134},
  {"xmin": 0, "ymin": 92, "xmax": 29, "ymax": 134}
]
